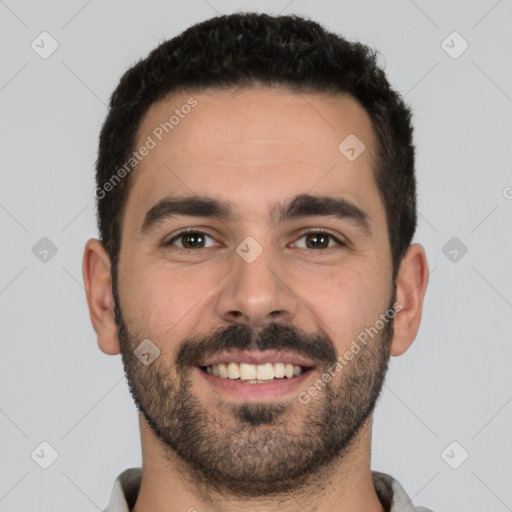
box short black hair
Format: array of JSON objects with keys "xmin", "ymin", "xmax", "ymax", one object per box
[{"xmin": 95, "ymin": 12, "xmax": 416, "ymax": 294}]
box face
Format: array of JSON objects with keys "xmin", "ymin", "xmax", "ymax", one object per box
[{"xmin": 114, "ymin": 87, "xmax": 396, "ymax": 496}]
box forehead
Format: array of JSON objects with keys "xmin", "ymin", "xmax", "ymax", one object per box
[{"xmin": 124, "ymin": 87, "xmax": 384, "ymax": 234}]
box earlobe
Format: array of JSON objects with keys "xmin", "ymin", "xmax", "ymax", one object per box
[
  {"xmin": 82, "ymin": 238, "xmax": 121, "ymax": 355},
  {"xmin": 390, "ymin": 243, "xmax": 429, "ymax": 357}
]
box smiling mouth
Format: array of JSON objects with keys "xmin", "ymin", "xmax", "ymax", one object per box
[{"xmin": 199, "ymin": 362, "xmax": 313, "ymax": 383}]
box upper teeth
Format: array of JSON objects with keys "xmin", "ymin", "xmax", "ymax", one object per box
[{"xmin": 205, "ymin": 362, "xmax": 304, "ymax": 380}]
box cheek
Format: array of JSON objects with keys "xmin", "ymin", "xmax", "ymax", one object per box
[
  {"xmin": 119, "ymin": 260, "xmax": 221, "ymax": 335},
  {"xmin": 300, "ymin": 263, "xmax": 390, "ymax": 343}
]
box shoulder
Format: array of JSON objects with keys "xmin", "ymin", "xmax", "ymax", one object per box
[
  {"xmin": 371, "ymin": 470, "xmax": 435, "ymax": 512},
  {"xmin": 103, "ymin": 467, "xmax": 142, "ymax": 512}
]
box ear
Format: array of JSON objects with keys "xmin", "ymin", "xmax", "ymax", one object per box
[
  {"xmin": 390, "ymin": 243, "xmax": 429, "ymax": 357},
  {"xmin": 82, "ymin": 238, "xmax": 120, "ymax": 355}
]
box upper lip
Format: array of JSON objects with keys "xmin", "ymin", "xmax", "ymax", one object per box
[{"xmin": 199, "ymin": 350, "xmax": 315, "ymax": 368}]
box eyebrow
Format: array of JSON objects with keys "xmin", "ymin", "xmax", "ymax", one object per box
[{"xmin": 140, "ymin": 193, "xmax": 371, "ymax": 236}]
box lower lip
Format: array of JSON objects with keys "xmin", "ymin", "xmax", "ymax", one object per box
[{"xmin": 195, "ymin": 367, "xmax": 315, "ymax": 402}]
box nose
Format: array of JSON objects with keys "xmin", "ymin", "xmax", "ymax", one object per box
[{"xmin": 214, "ymin": 241, "xmax": 299, "ymax": 328}]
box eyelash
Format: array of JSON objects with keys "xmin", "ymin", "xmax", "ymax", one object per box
[{"xmin": 164, "ymin": 228, "xmax": 346, "ymax": 253}]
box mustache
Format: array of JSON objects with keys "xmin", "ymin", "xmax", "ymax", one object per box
[{"xmin": 175, "ymin": 322, "xmax": 337, "ymax": 368}]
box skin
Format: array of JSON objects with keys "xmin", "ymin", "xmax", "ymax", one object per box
[{"xmin": 83, "ymin": 87, "xmax": 429, "ymax": 512}]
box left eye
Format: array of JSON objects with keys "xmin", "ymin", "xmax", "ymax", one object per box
[{"xmin": 293, "ymin": 231, "xmax": 343, "ymax": 249}]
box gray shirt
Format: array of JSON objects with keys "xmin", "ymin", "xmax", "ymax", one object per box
[{"xmin": 103, "ymin": 467, "xmax": 434, "ymax": 511}]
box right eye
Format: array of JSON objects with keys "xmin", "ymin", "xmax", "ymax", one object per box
[{"xmin": 164, "ymin": 230, "xmax": 218, "ymax": 251}]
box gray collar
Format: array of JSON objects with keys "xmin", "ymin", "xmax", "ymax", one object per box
[{"xmin": 103, "ymin": 467, "xmax": 433, "ymax": 512}]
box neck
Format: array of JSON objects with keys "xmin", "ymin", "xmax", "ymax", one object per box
[{"xmin": 131, "ymin": 415, "xmax": 385, "ymax": 512}]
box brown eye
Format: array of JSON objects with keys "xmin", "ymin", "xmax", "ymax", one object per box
[
  {"xmin": 166, "ymin": 231, "xmax": 216, "ymax": 249},
  {"xmin": 294, "ymin": 231, "xmax": 344, "ymax": 249}
]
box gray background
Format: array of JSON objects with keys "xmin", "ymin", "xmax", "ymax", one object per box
[{"xmin": 1, "ymin": 0, "xmax": 511, "ymax": 510}]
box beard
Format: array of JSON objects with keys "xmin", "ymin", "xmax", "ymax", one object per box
[{"xmin": 114, "ymin": 287, "xmax": 395, "ymax": 498}]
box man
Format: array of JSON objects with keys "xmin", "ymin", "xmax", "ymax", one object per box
[{"xmin": 83, "ymin": 12, "xmax": 432, "ymax": 512}]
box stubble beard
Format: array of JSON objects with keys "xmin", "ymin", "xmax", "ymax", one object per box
[{"xmin": 114, "ymin": 289, "xmax": 394, "ymax": 498}]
